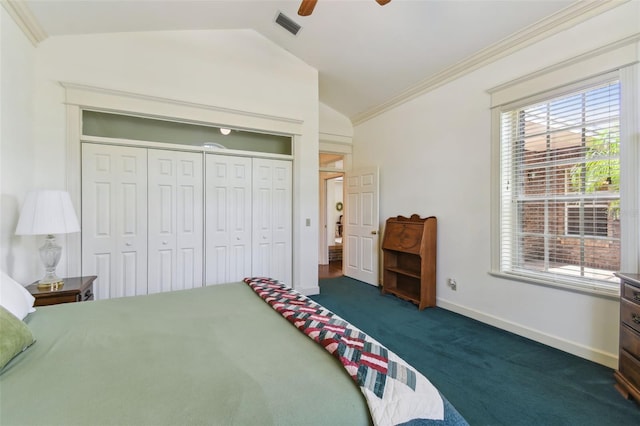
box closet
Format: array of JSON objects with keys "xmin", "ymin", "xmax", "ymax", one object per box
[{"xmin": 82, "ymin": 144, "xmax": 292, "ymax": 299}]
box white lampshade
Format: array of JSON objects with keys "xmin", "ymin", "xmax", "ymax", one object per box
[{"xmin": 16, "ymin": 190, "xmax": 80, "ymax": 235}]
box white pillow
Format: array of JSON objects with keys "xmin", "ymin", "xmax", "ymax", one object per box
[{"xmin": 0, "ymin": 271, "xmax": 36, "ymax": 320}]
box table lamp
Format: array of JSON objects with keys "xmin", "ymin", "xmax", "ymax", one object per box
[{"xmin": 15, "ymin": 190, "xmax": 80, "ymax": 288}]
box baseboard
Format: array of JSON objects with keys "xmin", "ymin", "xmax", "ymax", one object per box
[
  {"xmin": 297, "ymin": 285, "xmax": 320, "ymax": 296},
  {"xmin": 437, "ymin": 298, "xmax": 618, "ymax": 369}
]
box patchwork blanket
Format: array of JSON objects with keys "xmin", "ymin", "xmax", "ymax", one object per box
[{"xmin": 244, "ymin": 277, "xmax": 445, "ymax": 426}]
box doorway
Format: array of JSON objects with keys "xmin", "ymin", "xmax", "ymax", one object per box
[
  {"xmin": 319, "ymin": 153, "xmax": 345, "ymax": 279},
  {"xmin": 321, "ymin": 175, "xmax": 343, "ymax": 279}
]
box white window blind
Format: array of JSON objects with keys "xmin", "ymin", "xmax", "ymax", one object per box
[{"xmin": 499, "ymin": 79, "xmax": 621, "ymax": 289}]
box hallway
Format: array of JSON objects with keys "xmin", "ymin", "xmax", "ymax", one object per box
[{"xmin": 318, "ymin": 261, "xmax": 342, "ymax": 279}]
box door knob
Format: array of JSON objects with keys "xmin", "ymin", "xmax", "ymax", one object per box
[
  {"xmin": 371, "ymin": 230, "xmax": 378, "ymax": 235},
  {"xmin": 125, "ymin": 242, "xmax": 132, "ymax": 246},
  {"xmin": 162, "ymin": 241, "xmax": 168, "ymax": 245}
]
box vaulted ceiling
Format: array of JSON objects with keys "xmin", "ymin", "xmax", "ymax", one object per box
[{"xmin": 11, "ymin": 0, "xmax": 620, "ymax": 123}]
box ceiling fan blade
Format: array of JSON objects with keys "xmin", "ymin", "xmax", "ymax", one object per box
[
  {"xmin": 376, "ymin": 0, "xmax": 391, "ymax": 5},
  {"xmin": 298, "ymin": 0, "xmax": 318, "ymax": 16}
]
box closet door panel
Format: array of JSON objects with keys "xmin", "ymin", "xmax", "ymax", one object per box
[
  {"xmin": 158, "ymin": 249, "xmax": 174, "ymax": 293},
  {"xmin": 252, "ymin": 158, "xmax": 292, "ymax": 285},
  {"xmin": 228, "ymin": 159, "xmax": 252, "ymax": 281},
  {"xmin": 179, "ymin": 248, "xmax": 196, "ymax": 290},
  {"xmin": 176, "ymin": 156, "xmax": 203, "ymax": 290},
  {"xmin": 210, "ymin": 246, "xmax": 228, "ymax": 284},
  {"xmin": 120, "ymin": 155, "xmax": 148, "ymax": 297},
  {"xmin": 205, "ymin": 155, "xmax": 252, "ymax": 284},
  {"xmin": 82, "ymin": 144, "xmax": 148, "ymax": 299},
  {"xmin": 148, "ymin": 150, "xmax": 203, "ymax": 293},
  {"xmin": 253, "ymin": 164, "xmax": 272, "ymax": 250},
  {"xmin": 148, "ymin": 150, "xmax": 177, "ymax": 294},
  {"xmin": 121, "ymin": 251, "xmax": 141, "ymax": 297}
]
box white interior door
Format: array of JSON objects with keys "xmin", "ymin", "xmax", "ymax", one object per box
[
  {"xmin": 148, "ymin": 150, "xmax": 203, "ymax": 293},
  {"xmin": 344, "ymin": 167, "xmax": 379, "ymax": 285},
  {"xmin": 252, "ymin": 158, "xmax": 292, "ymax": 285},
  {"xmin": 205, "ymin": 154, "xmax": 252, "ymax": 284},
  {"xmin": 82, "ymin": 143, "xmax": 148, "ymax": 299}
]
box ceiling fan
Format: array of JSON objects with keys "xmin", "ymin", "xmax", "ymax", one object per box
[{"xmin": 298, "ymin": 0, "xmax": 391, "ymax": 17}]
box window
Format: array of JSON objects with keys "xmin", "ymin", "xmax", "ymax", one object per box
[
  {"xmin": 566, "ymin": 204, "xmax": 608, "ymax": 237},
  {"xmin": 498, "ymin": 80, "xmax": 621, "ymax": 288}
]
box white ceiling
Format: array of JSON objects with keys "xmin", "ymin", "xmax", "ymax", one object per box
[{"xmin": 20, "ymin": 0, "xmax": 584, "ymax": 122}]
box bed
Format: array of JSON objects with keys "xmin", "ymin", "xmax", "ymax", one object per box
[{"xmin": 1, "ymin": 277, "xmax": 468, "ymax": 425}]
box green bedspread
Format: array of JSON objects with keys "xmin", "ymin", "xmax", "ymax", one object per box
[{"xmin": 0, "ymin": 283, "xmax": 371, "ymax": 425}]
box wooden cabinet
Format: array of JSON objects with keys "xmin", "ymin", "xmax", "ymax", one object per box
[
  {"xmin": 615, "ymin": 272, "xmax": 640, "ymax": 402},
  {"xmin": 381, "ymin": 214, "xmax": 436, "ymax": 310},
  {"xmin": 27, "ymin": 276, "xmax": 97, "ymax": 307}
]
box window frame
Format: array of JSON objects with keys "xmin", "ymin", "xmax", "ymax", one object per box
[{"xmin": 490, "ymin": 59, "xmax": 639, "ymax": 298}]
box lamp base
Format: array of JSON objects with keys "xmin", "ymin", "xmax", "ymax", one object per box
[
  {"xmin": 38, "ymin": 235, "xmax": 63, "ymax": 289},
  {"xmin": 37, "ymin": 279, "xmax": 64, "ymax": 290}
]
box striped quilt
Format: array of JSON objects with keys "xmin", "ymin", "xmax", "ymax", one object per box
[{"xmin": 244, "ymin": 277, "xmax": 445, "ymax": 426}]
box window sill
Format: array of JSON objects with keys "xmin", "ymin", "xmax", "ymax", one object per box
[{"xmin": 488, "ymin": 270, "xmax": 620, "ymax": 300}]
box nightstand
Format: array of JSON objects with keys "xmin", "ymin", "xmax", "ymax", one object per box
[{"xmin": 27, "ymin": 276, "xmax": 97, "ymax": 307}]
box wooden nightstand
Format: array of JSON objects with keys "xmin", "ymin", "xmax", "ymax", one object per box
[{"xmin": 27, "ymin": 276, "xmax": 97, "ymax": 307}]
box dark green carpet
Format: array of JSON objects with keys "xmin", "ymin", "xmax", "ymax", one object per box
[{"xmin": 310, "ymin": 276, "xmax": 640, "ymax": 426}]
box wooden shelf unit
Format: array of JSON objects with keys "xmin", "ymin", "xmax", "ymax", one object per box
[{"xmin": 381, "ymin": 214, "xmax": 437, "ymax": 310}]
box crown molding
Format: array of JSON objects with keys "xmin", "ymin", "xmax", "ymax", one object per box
[
  {"xmin": 2, "ymin": 0, "xmax": 48, "ymax": 45},
  {"xmin": 351, "ymin": 0, "xmax": 629, "ymax": 125}
]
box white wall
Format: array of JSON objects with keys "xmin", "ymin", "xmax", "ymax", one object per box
[
  {"xmin": 0, "ymin": 7, "xmax": 38, "ymax": 284},
  {"xmin": 353, "ymin": 2, "xmax": 640, "ymax": 367},
  {"xmin": 320, "ymin": 101, "xmax": 353, "ymax": 141},
  {"xmin": 13, "ymin": 29, "xmax": 320, "ymax": 293}
]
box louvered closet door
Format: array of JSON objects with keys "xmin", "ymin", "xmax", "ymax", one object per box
[
  {"xmin": 148, "ymin": 150, "xmax": 203, "ymax": 293},
  {"xmin": 82, "ymin": 144, "xmax": 148, "ymax": 299},
  {"xmin": 205, "ymin": 154, "xmax": 252, "ymax": 284},
  {"xmin": 252, "ymin": 158, "xmax": 292, "ymax": 285}
]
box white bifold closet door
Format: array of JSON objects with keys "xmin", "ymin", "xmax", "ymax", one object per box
[
  {"xmin": 84, "ymin": 144, "xmax": 290, "ymax": 296},
  {"xmin": 205, "ymin": 154, "xmax": 252, "ymax": 284},
  {"xmin": 205, "ymin": 155, "xmax": 292, "ymax": 286},
  {"xmin": 82, "ymin": 143, "xmax": 148, "ymax": 299},
  {"xmin": 83, "ymin": 144, "xmax": 203, "ymax": 299},
  {"xmin": 252, "ymin": 158, "xmax": 292, "ymax": 286},
  {"xmin": 147, "ymin": 149, "xmax": 203, "ymax": 293}
]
